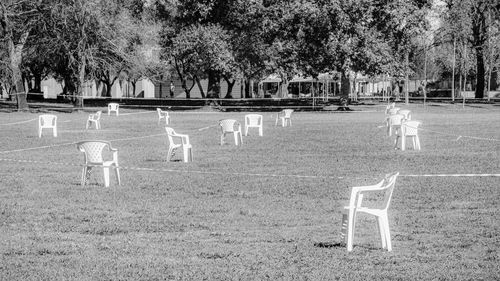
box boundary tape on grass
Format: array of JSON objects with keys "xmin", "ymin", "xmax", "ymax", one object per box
[{"xmin": 0, "ymin": 157, "xmax": 499, "ymax": 179}]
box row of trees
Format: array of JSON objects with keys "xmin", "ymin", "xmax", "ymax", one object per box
[{"xmin": 1, "ymin": 0, "xmax": 499, "ymax": 108}]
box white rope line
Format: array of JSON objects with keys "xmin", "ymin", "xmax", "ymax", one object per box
[
  {"xmin": 1, "ymin": 157, "xmax": 498, "ymax": 179},
  {"xmin": 0, "ymin": 118, "xmax": 37, "ymax": 126},
  {"xmin": 0, "ymin": 142, "xmax": 78, "ymax": 154}
]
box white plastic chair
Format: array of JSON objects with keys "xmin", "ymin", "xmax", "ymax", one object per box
[
  {"xmin": 385, "ymin": 114, "xmax": 405, "ymax": 137},
  {"xmin": 157, "ymin": 108, "xmax": 170, "ymax": 125},
  {"xmin": 219, "ymin": 119, "xmax": 242, "ymax": 146},
  {"xmin": 107, "ymin": 103, "xmax": 119, "ymax": 116},
  {"xmin": 397, "ymin": 109, "xmax": 411, "ymax": 120},
  {"xmin": 275, "ymin": 109, "xmax": 293, "ymax": 127},
  {"xmin": 165, "ymin": 127, "xmax": 193, "ymax": 162},
  {"xmin": 244, "ymin": 114, "xmax": 263, "ymax": 136},
  {"xmin": 86, "ymin": 111, "xmax": 102, "ymax": 129},
  {"xmin": 38, "ymin": 114, "xmax": 57, "ymax": 138},
  {"xmin": 76, "ymin": 141, "xmax": 120, "ymax": 187},
  {"xmin": 340, "ymin": 172, "xmax": 399, "ymax": 252},
  {"xmin": 395, "ymin": 120, "xmax": 421, "ymax": 151}
]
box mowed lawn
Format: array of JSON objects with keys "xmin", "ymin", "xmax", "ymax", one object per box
[{"xmin": 0, "ymin": 103, "xmax": 499, "ymax": 280}]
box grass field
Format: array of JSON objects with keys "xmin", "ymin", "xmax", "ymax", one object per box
[{"xmin": 0, "ymin": 103, "xmax": 499, "ymax": 280}]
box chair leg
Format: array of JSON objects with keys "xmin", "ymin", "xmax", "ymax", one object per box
[
  {"xmin": 39, "ymin": 128, "xmax": 42, "ymax": 138},
  {"xmin": 53, "ymin": 127, "xmax": 57, "ymax": 137},
  {"xmin": 167, "ymin": 147, "xmax": 174, "ymax": 161},
  {"xmin": 220, "ymin": 134, "xmax": 225, "ymax": 145},
  {"xmin": 347, "ymin": 209, "xmax": 356, "ymax": 251},
  {"xmin": 377, "ymin": 217, "xmax": 387, "ymax": 249},
  {"xmin": 382, "ymin": 215, "xmax": 392, "ymax": 251},
  {"xmin": 244, "ymin": 126, "xmax": 249, "ymax": 136},
  {"xmin": 415, "ymin": 135, "xmax": 421, "ymax": 150},
  {"xmin": 401, "ymin": 135, "xmax": 406, "ymax": 151},
  {"xmin": 183, "ymin": 147, "xmax": 189, "ymax": 162},
  {"xmin": 115, "ymin": 167, "xmax": 121, "ymax": 185},
  {"xmin": 289, "ymin": 118, "xmax": 292, "ymax": 127},
  {"xmin": 340, "ymin": 213, "xmax": 348, "ymax": 244},
  {"xmin": 233, "ymin": 132, "xmax": 239, "ymax": 145},
  {"xmin": 81, "ymin": 167, "xmax": 87, "ymax": 186},
  {"xmin": 103, "ymin": 167, "xmax": 110, "ymax": 187}
]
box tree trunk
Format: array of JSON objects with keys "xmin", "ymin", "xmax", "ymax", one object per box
[
  {"xmin": 206, "ymin": 70, "xmax": 220, "ymax": 98},
  {"xmin": 405, "ymin": 52, "xmax": 410, "ymax": 105},
  {"xmin": 471, "ymin": 3, "xmax": 487, "ymax": 99},
  {"xmin": 223, "ymin": 76, "xmax": 235, "ymax": 98}
]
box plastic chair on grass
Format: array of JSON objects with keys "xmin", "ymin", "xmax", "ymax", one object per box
[
  {"xmin": 385, "ymin": 114, "xmax": 405, "ymax": 137},
  {"xmin": 275, "ymin": 109, "xmax": 294, "ymax": 127},
  {"xmin": 219, "ymin": 119, "xmax": 242, "ymax": 146},
  {"xmin": 86, "ymin": 111, "xmax": 102, "ymax": 130},
  {"xmin": 395, "ymin": 120, "xmax": 421, "ymax": 151},
  {"xmin": 397, "ymin": 109, "xmax": 411, "ymax": 120},
  {"xmin": 244, "ymin": 114, "xmax": 263, "ymax": 136},
  {"xmin": 107, "ymin": 103, "xmax": 119, "ymax": 116},
  {"xmin": 165, "ymin": 127, "xmax": 193, "ymax": 162},
  {"xmin": 76, "ymin": 141, "xmax": 120, "ymax": 187},
  {"xmin": 340, "ymin": 172, "xmax": 399, "ymax": 252},
  {"xmin": 38, "ymin": 114, "xmax": 57, "ymax": 138},
  {"xmin": 157, "ymin": 108, "xmax": 170, "ymax": 125}
]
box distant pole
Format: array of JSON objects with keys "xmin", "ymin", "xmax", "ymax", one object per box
[{"xmin": 452, "ymin": 38, "xmax": 456, "ymax": 102}]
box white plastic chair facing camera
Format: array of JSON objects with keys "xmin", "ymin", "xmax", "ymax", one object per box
[
  {"xmin": 275, "ymin": 109, "xmax": 293, "ymax": 127},
  {"xmin": 395, "ymin": 120, "xmax": 421, "ymax": 151},
  {"xmin": 387, "ymin": 107, "xmax": 401, "ymax": 115},
  {"xmin": 157, "ymin": 108, "xmax": 170, "ymax": 125},
  {"xmin": 219, "ymin": 119, "xmax": 242, "ymax": 146},
  {"xmin": 397, "ymin": 109, "xmax": 411, "ymax": 121},
  {"xmin": 341, "ymin": 172, "xmax": 399, "ymax": 252},
  {"xmin": 38, "ymin": 114, "xmax": 57, "ymax": 138},
  {"xmin": 76, "ymin": 141, "xmax": 121, "ymax": 187},
  {"xmin": 385, "ymin": 114, "xmax": 405, "ymax": 137},
  {"xmin": 86, "ymin": 111, "xmax": 102, "ymax": 129},
  {"xmin": 165, "ymin": 127, "xmax": 193, "ymax": 162},
  {"xmin": 244, "ymin": 114, "xmax": 263, "ymax": 136},
  {"xmin": 107, "ymin": 103, "xmax": 119, "ymax": 116}
]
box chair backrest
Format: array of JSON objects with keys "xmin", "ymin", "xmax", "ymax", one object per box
[
  {"xmin": 93, "ymin": 111, "xmax": 102, "ymax": 120},
  {"xmin": 77, "ymin": 141, "xmax": 111, "ymax": 164},
  {"xmin": 388, "ymin": 114, "xmax": 405, "ymax": 126},
  {"xmin": 402, "ymin": 120, "xmax": 420, "ymax": 136},
  {"xmin": 384, "ymin": 103, "xmax": 395, "ymax": 114},
  {"xmin": 387, "ymin": 108, "xmax": 400, "ymax": 115},
  {"xmin": 379, "ymin": 172, "xmax": 399, "ymax": 211},
  {"xmin": 219, "ymin": 119, "xmax": 239, "ymax": 132},
  {"xmin": 397, "ymin": 109, "xmax": 411, "ymax": 120},
  {"xmin": 108, "ymin": 103, "xmax": 119, "ymax": 110},
  {"xmin": 245, "ymin": 114, "xmax": 262, "ymax": 126},
  {"xmin": 283, "ymin": 109, "xmax": 294, "ymax": 118},
  {"xmin": 39, "ymin": 114, "xmax": 57, "ymax": 127}
]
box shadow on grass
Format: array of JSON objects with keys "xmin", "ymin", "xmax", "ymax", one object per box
[{"xmin": 314, "ymin": 242, "xmax": 344, "ymax": 248}]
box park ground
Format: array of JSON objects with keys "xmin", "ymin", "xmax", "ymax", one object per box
[{"xmin": 0, "ymin": 102, "xmax": 499, "ymax": 280}]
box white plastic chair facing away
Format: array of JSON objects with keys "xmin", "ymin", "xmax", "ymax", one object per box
[
  {"xmin": 397, "ymin": 109, "xmax": 411, "ymax": 121},
  {"xmin": 107, "ymin": 103, "xmax": 119, "ymax": 116},
  {"xmin": 386, "ymin": 114, "xmax": 405, "ymax": 137},
  {"xmin": 38, "ymin": 114, "xmax": 57, "ymax": 138},
  {"xmin": 76, "ymin": 141, "xmax": 121, "ymax": 187},
  {"xmin": 86, "ymin": 111, "xmax": 102, "ymax": 129},
  {"xmin": 275, "ymin": 109, "xmax": 293, "ymax": 127},
  {"xmin": 219, "ymin": 119, "xmax": 242, "ymax": 146},
  {"xmin": 395, "ymin": 120, "xmax": 421, "ymax": 151},
  {"xmin": 165, "ymin": 127, "xmax": 193, "ymax": 162},
  {"xmin": 341, "ymin": 172, "xmax": 399, "ymax": 252},
  {"xmin": 244, "ymin": 114, "xmax": 263, "ymax": 136},
  {"xmin": 157, "ymin": 108, "xmax": 170, "ymax": 125}
]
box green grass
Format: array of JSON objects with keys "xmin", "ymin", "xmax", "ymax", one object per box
[{"xmin": 0, "ymin": 103, "xmax": 499, "ymax": 280}]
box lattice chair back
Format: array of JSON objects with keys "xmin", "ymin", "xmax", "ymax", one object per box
[
  {"xmin": 108, "ymin": 103, "xmax": 119, "ymax": 116},
  {"xmin": 38, "ymin": 114, "xmax": 58, "ymax": 138},
  {"xmin": 402, "ymin": 121, "xmax": 420, "ymax": 136}
]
